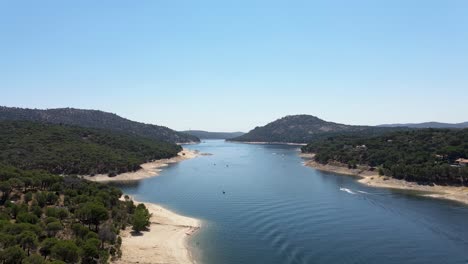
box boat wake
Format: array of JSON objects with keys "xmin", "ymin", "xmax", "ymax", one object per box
[{"xmin": 339, "ymin": 188, "xmax": 356, "ymax": 194}]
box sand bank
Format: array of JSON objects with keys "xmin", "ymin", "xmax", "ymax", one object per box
[
  {"xmin": 300, "ymin": 153, "xmax": 468, "ymax": 205},
  {"xmin": 84, "ymin": 149, "xmax": 199, "ymax": 182},
  {"xmin": 113, "ymin": 199, "xmax": 201, "ymax": 264}
]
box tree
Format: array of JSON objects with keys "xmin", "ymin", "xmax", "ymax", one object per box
[
  {"xmin": 21, "ymin": 254, "xmax": 45, "ymax": 264},
  {"xmin": 71, "ymin": 223, "xmax": 90, "ymax": 239},
  {"xmin": 0, "ymin": 245, "xmax": 26, "ymax": 264},
  {"xmin": 80, "ymin": 238, "xmax": 100, "ymax": 263},
  {"xmin": 378, "ymin": 167, "xmax": 385, "ymax": 176},
  {"xmin": 46, "ymin": 192, "xmax": 59, "ymax": 205},
  {"xmin": 10, "ymin": 204, "xmax": 27, "ymax": 219},
  {"xmin": 8, "ymin": 178, "xmax": 24, "ymax": 191},
  {"xmin": 98, "ymin": 224, "xmax": 116, "ymax": 248},
  {"xmin": 45, "ymin": 207, "xmax": 58, "ymax": 218},
  {"xmin": 56, "ymin": 208, "xmax": 69, "ymax": 222},
  {"xmin": 45, "ymin": 221, "xmax": 63, "ymax": 237},
  {"xmin": 0, "ymin": 233, "xmax": 15, "ymax": 249},
  {"xmin": 51, "ymin": 240, "xmax": 80, "ymax": 263},
  {"xmin": 0, "ymin": 182, "xmax": 11, "ymax": 202},
  {"xmin": 35, "ymin": 192, "xmax": 47, "ymax": 207},
  {"xmin": 132, "ymin": 204, "xmax": 151, "ymax": 233},
  {"xmin": 39, "ymin": 238, "xmax": 58, "ymax": 259},
  {"xmin": 75, "ymin": 202, "xmax": 108, "ymax": 231},
  {"xmin": 18, "ymin": 231, "xmax": 38, "ymax": 256},
  {"xmin": 30, "ymin": 205, "xmax": 43, "ymax": 218},
  {"xmin": 17, "ymin": 212, "xmax": 39, "ymax": 224},
  {"xmin": 24, "ymin": 192, "xmax": 33, "ymax": 203}
]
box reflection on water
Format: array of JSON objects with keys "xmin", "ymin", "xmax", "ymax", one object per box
[{"xmin": 119, "ymin": 140, "xmax": 468, "ymax": 264}]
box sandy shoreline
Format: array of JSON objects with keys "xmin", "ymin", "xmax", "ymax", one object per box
[
  {"xmin": 300, "ymin": 153, "xmax": 468, "ymax": 205},
  {"xmin": 84, "ymin": 149, "xmax": 199, "ymax": 182},
  {"xmin": 229, "ymin": 141, "xmax": 307, "ymax": 146},
  {"xmin": 114, "ymin": 198, "xmax": 201, "ymax": 264}
]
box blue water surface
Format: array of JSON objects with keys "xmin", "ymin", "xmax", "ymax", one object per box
[{"xmin": 117, "ymin": 140, "xmax": 468, "ymax": 264}]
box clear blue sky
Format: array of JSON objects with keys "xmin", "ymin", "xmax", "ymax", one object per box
[{"xmin": 1, "ymin": 1, "xmax": 467, "ymax": 132}]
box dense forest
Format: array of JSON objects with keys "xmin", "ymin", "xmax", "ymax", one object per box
[
  {"xmin": 231, "ymin": 115, "xmax": 407, "ymax": 143},
  {"xmin": 0, "ymin": 121, "xmax": 182, "ymax": 176},
  {"xmin": 0, "ymin": 106, "xmax": 199, "ymax": 144},
  {"xmin": 302, "ymin": 129, "xmax": 468, "ymax": 186},
  {"xmin": 0, "ymin": 164, "xmax": 150, "ymax": 263}
]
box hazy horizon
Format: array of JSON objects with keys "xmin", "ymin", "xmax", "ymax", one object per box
[{"xmin": 1, "ymin": 1, "xmax": 467, "ymax": 131}]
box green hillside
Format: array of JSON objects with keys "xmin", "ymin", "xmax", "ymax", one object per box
[
  {"xmin": 0, "ymin": 121, "xmax": 181, "ymax": 175},
  {"xmin": 0, "ymin": 106, "xmax": 199, "ymax": 144},
  {"xmin": 231, "ymin": 115, "xmax": 406, "ymax": 143},
  {"xmin": 302, "ymin": 129, "xmax": 468, "ymax": 186}
]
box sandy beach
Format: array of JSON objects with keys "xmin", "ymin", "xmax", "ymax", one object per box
[
  {"xmin": 114, "ymin": 199, "xmax": 201, "ymax": 264},
  {"xmin": 84, "ymin": 149, "xmax": 199, "ymax": 182},
  {"xmin": 88, "ymin": 149, "xmax": 202, "ymax": 264},
  {"xmin": 300, "ymin": 153, "xmax": 468, "ymax": 205}
]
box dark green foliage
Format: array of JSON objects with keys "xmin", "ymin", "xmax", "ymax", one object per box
[
  {"xmin": 231, "ymin": 115, "xmax": 408, "ymax": 143},
  {"xmin": 39, "ymin": 238, "xmax": 58, "ymax": 258},
  {"xmin": 0, "ymin": 165, "xmax": 138, "ymax": 263},
  {"xmin": 0, "ymin": 245, "xmax": 26, "ymax": 263},
  {"xmin": 0, "ymin": 121, "xmax": 182, "ymax": 175},
  {"xmin": 0, "ymin": 106, "xmax": 199, "ymax": 143},
  {"xmin": 131, "ymin": 204, "xmax": 151, "ymax": 233},
  {"xmin": 30, "ymin": 206, "xmax": 43, "ymax": 218},
  {"xmin": 22, "ymin": 254, "xmax": 45, "ymax": 264},
  {"xmin": 24, "ymin": 192, "xmax": 33, "ymax": 203},
  {"xmin": 17, "ymin": 231, "xmax": 38, "ymax": 255},
  {"xmin": 35, "ymin": 193, "xmax": 47, "ymax": 207},
  {"xmin": 50, "ymin": 240, "xmax": 80, "ymax": 263},
  {"xmin": 81, "ymin": 238, "xmax": 101, "ymax": 263},
  {"xmin": 56, "ymin": 208, "xmax": 69, "ymax": 221},
  {"xmin": 302, "ymin": 129, "xmax": 468, "ymax": 186},
  {"xmin": 0, "ymin": 112, "xmax": 176, "ymax": 263},
  {"xmin": 17, "ymin": 212, "xmax": 39, "ymax": 224},
  {"xmin": 76, "ymin": 202, "xmax": 109, "ymax": 231},
  {"xmin": 72, "ymin": 223, "xmax": 92, "ymax": 239},
  {"xmin": 0, "ymin": 182, "xmax": 11, "ymax": 201},
  {"xmin": 45, "ymin": 221, "xmax": 62, "ymax": 237}
]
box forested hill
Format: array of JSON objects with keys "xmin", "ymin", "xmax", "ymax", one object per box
[
  {"xmin": 182, "ymin": 130, "xmax": 245, "ymax": 139},
  {"xmin": 0, "ymin": 121, "xmax": 181, "ymax": 175},
  {"xmin": 0, "ymin": 106, "xmax": 199, "ymax": 143},
  {"xmin": 378, "ymin": 121, "xmax": 468, "ymax": 129},
  {"xmin": 230, "ymin": 115, "xmax": 401, "ymax": 144},
  {"xmin": 302, "ymin": 129, "xmax": 468, "ymax": 186}
]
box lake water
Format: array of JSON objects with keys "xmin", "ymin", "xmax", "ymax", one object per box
[{"xmin": 117, "ymin": 140, "xmax": 468, "ymax": 264}]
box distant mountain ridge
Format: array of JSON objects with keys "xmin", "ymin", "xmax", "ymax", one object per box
[
  {"xmin": 378, "ymin": 121, "xmax": 468, "ymax": 129},
  {"xmin": 230, "ymin": 115, "xmax": 406, "ymax": 144},
  {"xmin": 182, "ymin": 130, "xmax": 245, "ymax": 139},
  {"xmin": 0, "ymin": 106, "xmax": 199, "ymax": 143}
]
